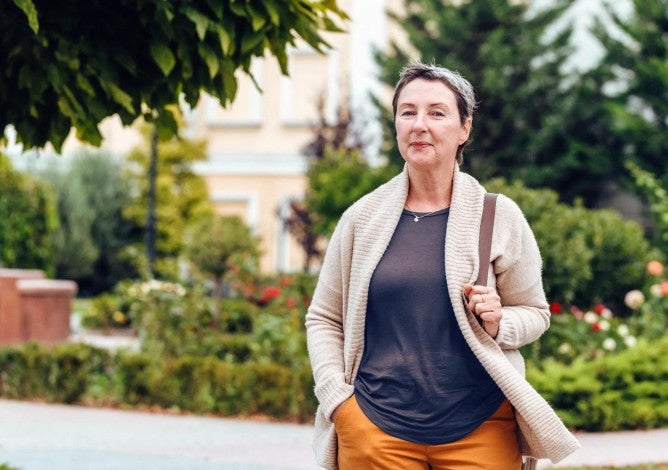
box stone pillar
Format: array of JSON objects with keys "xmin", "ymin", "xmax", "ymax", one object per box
[
  {"xmin": 17, "ymin": 279, "xmax": 78, "ymax": 344},
  {"xmin": 0, "ymin": 269, "xmax": 46, "ymax": 344}
]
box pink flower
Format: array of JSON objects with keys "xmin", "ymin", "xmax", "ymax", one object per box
[{"xmin": 285, "ymin": 298, "xmax": 298, "ymax": 309}]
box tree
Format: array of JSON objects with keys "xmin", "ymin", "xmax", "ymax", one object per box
[
  {"xmin": 185, "ymin": 215, "xmax": 260, "ymax": 306},
  {"xmin": 593, "ymin": 0, "xmax": 668, "ymax": 186},
  {"xmin": 0, "ymin": 152, "xmax": 57, "ymax": 274},
  {"xmin": 123, "ymin": 125, "xmax": 213, "ymax": 279},
  {"xmin": 375, "ymin": 0, "xmax": 627, "ymax": 204},
  {"xmin": 295, "ymin": 102, "xmax": 393, "ymax": 242},
  {"xmin": 33, "ymin": 149, "xmax": 138, "ymax": 294},
  {"xmin": 306, "ymin": 148, "xmax": 393, "ymax": 237},
  {"xmin": 1, "ymin": 0, "xmax": 347, "ymax": 151}
]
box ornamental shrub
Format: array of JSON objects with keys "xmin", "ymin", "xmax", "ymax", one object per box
[
  {"xmin": 527, "ymin": 335, "xmax": 668, "ymax": 431},
  {"xmin": 0, "ymin": 343, "xmax": 111, "ymax": 403},
  {"xmin": 484, "ymin": 178, "xmax": 655, "ymax": 308}
]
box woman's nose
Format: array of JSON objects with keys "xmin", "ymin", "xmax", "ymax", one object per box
[{"xmin": 412, "ymin": 113, "xmax": 427, "ymax": 131}]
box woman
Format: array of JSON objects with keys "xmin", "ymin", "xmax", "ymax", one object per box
[{"xmin": 305, "ymin": 61, "xmax": 579, "ymax": 469}]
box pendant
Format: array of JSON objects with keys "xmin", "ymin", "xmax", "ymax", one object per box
[{"xmin": 413, "ymin": 216, "xmax": 419, "ymax": 222}]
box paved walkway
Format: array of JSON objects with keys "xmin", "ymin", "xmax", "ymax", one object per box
[{"xmin": 1, "ymin": 399, "xmax": 667, "ymax": 469}]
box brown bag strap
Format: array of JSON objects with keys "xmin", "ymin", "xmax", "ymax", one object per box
[{"xmin": 475, "ymin": 193, "xmax": 498, "ymax": 287}]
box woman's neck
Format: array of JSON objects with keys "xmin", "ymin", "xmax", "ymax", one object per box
[{"xmin": 405, "ymin": 166, "xmax": 455, "ymax": 211}]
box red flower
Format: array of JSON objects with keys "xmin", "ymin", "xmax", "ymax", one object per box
[
  {"xmin": 549, "ymin": 302, "xmax": 562, "ymax": 314},
  {"xmin": 261, "ymin": 286, "xmax": 282, "ymax": 302},
  {"xmin": 594, "ymin": 304, "xmax": 606, "ymax": 314},
  {"xmin": 591, "ymin": 323, "xmax": 601, "ymax": 332},
  {"xmin": 280, "ymin": 276, "xmax": 293, "ymax": 287},
  {"xmin": 285, "ymin": 297, "xmax": 298, "ymax": 309}
]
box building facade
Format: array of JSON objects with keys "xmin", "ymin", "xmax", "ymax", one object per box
[{"xmin": 184, "ymin": 0, "xmax": 402, "ymax": 273}]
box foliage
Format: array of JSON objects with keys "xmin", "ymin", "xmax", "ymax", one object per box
[
  {"xmin": 0, "ymin": 152, "xmax": 57, "ymax": 274},
  {"xmin": 523, "ymin": 302, "xmax": 638, "ymax": 366},
  {"xmin": 0, "ymin": 342, "xmax": 111, "ymax": 403},
  {"xmin": 594, "ymin": 0, "xmax": 668, "ymax": 188},
  {"xmin": 484, "ymin": 178, "xmax": 655, "ymax": 308},
  {"xmin": 627, "ymin": 161, "xmax": 668, "ymax": 255},
  {"xmin": 123, "ymin": 125, "xmax": 213, "ymax": 279},
  {"xmin": 1, "ymin": 0, "xmax": 348, "ymax": 151},
  {"xmin": 32, "ymin": 149, "xmax": 138, "ymax": 294},
  {"xmin": 184, "ymin": 215, "xmax": 261, "ymax": 302},
  {"xmin": 80, "ymin": 292, "xmax": 131, "ymax": 330},
  {"xmin": 374, "ymin": 0, "xmax": 626, "ymax": 204},
  {"xmin": 623, "ymin": 260, "xmax": 668, "ymax": 343},
  {"xmin": 123, "ymin": 279, "xmax": 209, "ymax": 359},
  {"xmin": 306, "ymin": 148, "xmax": 393, "ymax": 236},
  {"xmin": 527, "ymin": 335, "xmax": 668, "ymax": 431}
]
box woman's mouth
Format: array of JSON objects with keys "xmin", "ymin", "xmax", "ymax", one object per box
[{"xmin": 411, "ymin": 142, "xmax": 431, "ymax": 150}]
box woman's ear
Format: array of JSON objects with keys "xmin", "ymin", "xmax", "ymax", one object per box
[{"xmin": 459, "ymin": 117, "xmax": 473, "ymax": 144}]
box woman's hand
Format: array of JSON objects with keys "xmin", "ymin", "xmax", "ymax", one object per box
[{"xmin": 463, "ymin": 284, "xmax": 502, "ymax": 338}]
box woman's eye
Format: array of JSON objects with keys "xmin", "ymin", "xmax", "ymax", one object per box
[
  {"xmin": 400, "ymin": 110, "xmax": 415, "ymax": 116},
  {"xmin": 432, "ymin": 110, "xmax": 445, "ymax": 117}
]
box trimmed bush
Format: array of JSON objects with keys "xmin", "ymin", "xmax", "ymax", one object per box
[
  {"xmin": 527, "ymin": 335, "xmax": 668, "ymax": 431},
  {"xmin": 0, "ymin": 343, "xmax": 111, "ymax": 403}
]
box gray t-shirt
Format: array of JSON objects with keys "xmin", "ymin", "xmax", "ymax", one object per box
[{"xmin": 354, "ymin": 207, "xmax": 505, "ymax": 445}]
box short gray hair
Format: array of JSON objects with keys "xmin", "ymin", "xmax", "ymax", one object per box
[{"xmin": 392, "ymin": 61, "xmax": 477, "ymax": 162}]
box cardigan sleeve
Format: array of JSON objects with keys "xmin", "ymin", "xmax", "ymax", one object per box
[
  {"xmin": 305, "ymin": 213, "xmax": 355, "ymax": 421},
  {"xmin": 491, "ymin": 195, "xmax": 551, "ymax": 349}
]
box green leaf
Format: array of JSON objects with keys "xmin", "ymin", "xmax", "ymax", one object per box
[
  {"xmin": 212, "ymin": 23, "xmax": 233, "ymax": 55},
  {"xmin": 182, "ymin": 6, "xmax": 210, "ymax": 40},
  {"xmin": 150, "ymin": 42, "xmax": 176, "ymax": 76},
  {"xmin": 197, "ymin": 43, "xmax": 220, "ymax": 78},
  {"xmin": 104, "ymin": 83, "xmax": 135, "ymax": 114},
  {"xmin": 75, "ymin": 74, "xmax": 95, "ymax": 96},
  {"xmin": 12, "ymin": 0, "xmax": 39, "ymax": 33},
  {"xmin": 263, "ymin": 1, "xmax": 280, "ymax": 26},
  {"xmin": 246, "ymin": 4, "xmax": 266, "ymax": 32}
]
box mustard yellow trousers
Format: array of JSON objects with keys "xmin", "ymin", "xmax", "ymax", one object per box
[{"xmin": 334, "ymin": 395, "xmax": 522, "ymax": 470}]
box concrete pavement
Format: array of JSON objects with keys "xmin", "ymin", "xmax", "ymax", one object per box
[
  {"xmin": 1, "ymin": 398, "xmax": 667, "ymax": 469},
  {"xmin": 0, "ymin": 399, "xmax": 318, "ymax": 470}
]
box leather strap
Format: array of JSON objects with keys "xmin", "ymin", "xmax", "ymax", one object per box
[{"xmin": 475, "ymin": 193, "xmax": 498, "ymax": 287}]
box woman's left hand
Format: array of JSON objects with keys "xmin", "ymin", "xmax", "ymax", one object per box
[{"xmin": 463, "ymin": 284, "xmax": 502, "ymax": 338}]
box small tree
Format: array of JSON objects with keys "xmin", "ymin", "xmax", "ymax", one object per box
[
  {"xmin": 0, "ymin": 153, "xmax": 57, "ymax": 274},
  {"xmin": 185, "ymin": 215, "xmax": 261, "ymax": 306},
  {"xmin": 306, "ymin": 148, "xmax": 392, "ymax": 237},
  {"xmin": 34, "ymin": 149, "xmax": 138, "ymax": 294},
  {"xmin": 123, "ymin": 125, "xmax": 213, "ymax": 279}
]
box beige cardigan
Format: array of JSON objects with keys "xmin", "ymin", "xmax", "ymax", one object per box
[{"xmin": 305, "ymin": 166, "xmax": 580, "ymax": 469}]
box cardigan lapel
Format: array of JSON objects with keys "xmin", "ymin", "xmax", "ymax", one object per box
[{"xmin": 345, "ymin": 168, "xmax": 409, "ymax": 381}]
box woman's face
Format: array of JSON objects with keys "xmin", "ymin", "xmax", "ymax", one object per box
[{"xmin": 395, "ymin": 78, "xmax": 471, "ymax": 172}]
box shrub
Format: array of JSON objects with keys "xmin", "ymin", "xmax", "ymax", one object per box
[
  {"xmin": 484, "ymin": 178, "xmax": 655, "ymax": 308},
  {"xmin": 0, "ymin": 343, "xmax": 111, "ymax": 403},
  {"xmin": 80, "ymin": 292, "xmax": 131, "ymax": 330},
  {"xmin": 527, "ymin": 335, "xmax": 668, "ymax": 431},
  {"xmin": 0, "ymin": 153, "xmax": 58, "ymax": 274},
  {"xmin": 624, "ymin": 260, "xmax": 668, "ymax": 342},
  {"xmin": 218, "ymin": 298, "xmax": 259, "ymax": 333},
  {"xmin": 523, "ymin": 302, "xmax": 638, "ymax": 366}
]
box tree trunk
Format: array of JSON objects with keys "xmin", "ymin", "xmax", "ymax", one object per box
[{"xmin": 145, "ymin": 127, "xmax": 158, "ymax": 278}]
